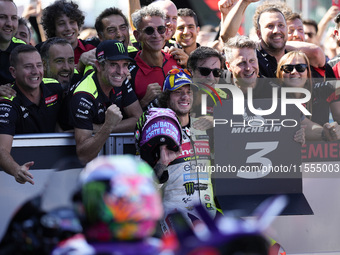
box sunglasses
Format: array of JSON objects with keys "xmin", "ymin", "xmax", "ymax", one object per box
[
  {"xmin": 280, "ymin": 64, "xmax": 308, "ymax": 73},
  {"xmin": 167, "ymin": 68, "xmax": 192, "ymax": 77},
  {"xmin": 197, "ymin": 67, "xmax": 222, "ymax": 77},
  {"xmin": 140, "ymin": 26, "xmax": 166, "ymax": 35}
]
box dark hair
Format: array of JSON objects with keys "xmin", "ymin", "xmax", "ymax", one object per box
[
  {"xmin": 10, "ymin": 44, "xmax": 39, "ymax": 67},
  {"xmin": 41, "ymin": 0, "xmax": 84, "ymax": 38},
  {"xmin": 95, "ymin": 7, "xmax": 128, "ymax": 36},
  {"xmin": 17, "ymin": 17, "xmax": 31, "ymax": 39},
  {"xmin": 255, "ymin": 7, "xmax": 286, "ymax": 31},
  {"xmin": 303, "ymin": 19, "xmax": 318, "ymax": 33},
  {"xmin": 40, "ymin": 37, "xmax": 71, "ymax": 62},
  {"xmin": 335, "ymin": 13, "xmax": 340, "ymax": 29},
  {"xmin": 187, "ymin": 46, "xmax": 225, "ymax": 71},
  {"xmin": 177, "ymin": 8, "xmax": 198, "ymax": 27}
]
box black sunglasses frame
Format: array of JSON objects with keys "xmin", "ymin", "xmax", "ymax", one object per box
[
  {"xmin": 280, "ymin": 64, "xmax": 308, "ymax": 73},
  {"xmin": 140, "ymin": 26, "xmax": 166, "ymax": 35},
  {"xmin": 197, "ymin": 67, "xmax": 222, "ymax": 77}
]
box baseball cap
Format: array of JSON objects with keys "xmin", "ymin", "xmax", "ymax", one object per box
[
  {"xmin": 96, "ymin": 39, "xmax": 134, "ymax": 63},
  {"xmin": 163, "ymin": 68, "xmax": 197, "ymax": 92}
]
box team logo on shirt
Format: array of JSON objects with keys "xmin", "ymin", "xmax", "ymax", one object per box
[{"xmin": 45, "ymin": 94, "xmax": 58, "ymax": 106}]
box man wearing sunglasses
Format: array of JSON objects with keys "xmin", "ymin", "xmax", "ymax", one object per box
[
  {"xmin": 187, "ymin": 46, "xmax": 226, "ymax": 131},
  {"xmin": 130, "ymin": 5, "xmax": 180, "ymax": 110},
  {"xmin": 224, "ymin": 35, "xmax": 340, "ymax": 142}
]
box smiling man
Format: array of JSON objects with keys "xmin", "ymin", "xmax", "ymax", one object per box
[
  {"xmin": 174, "ymin": 8, "xmax": 200, "ymax": 56},
  {"xmin": 68, "ymin": 40, "xmax": 142, "ymax": 163},
  {"xmin": 40, "ymin": 37, "xmax": 75, "ymax": 91},
  {"xmin": 41, "ymin": 0, "xmax": 96, "ymax": 66},
  {"xmin": 220, "ymin": 0, "xmax": 325, "ymax": 78},
  {"xmin": 130, "ymin": 5, "xmax": 179, "ymax": 109},
  {"xmin": 0, "ymin": 45, "xmax": 64, "ymax": 185},
  {"xmin": 0, "ymin": 0, "xmax": 25, "ymax": 84}
]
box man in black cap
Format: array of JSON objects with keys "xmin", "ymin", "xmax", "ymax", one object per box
[{"xmin": 68, "ymin": 39, "xmax": 142, "ymax": 163}]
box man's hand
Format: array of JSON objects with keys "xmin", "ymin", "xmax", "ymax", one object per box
[
  {"xmin": 218, "ymin": 0, "xmax": 238, "ymax": 16},
  {"xmin": 140, "ymin": 83, "xmax": 162, "ymax": 108},
  {"xmin": 15, "ymin": 161, "xmax": 34, "ymax": 185},
  {"xmin": 105, "ymin": 104, "xmax": 123, "ymax": 128},
  {"xmin": 79, "ymin": 49, "xmax": 96, "ymax": 67},
  {"xmin": 158, "ymin": 144, "xmax": 182, "ymax": 166},
  {"xmin": 0, "ymin": 84, "xmax": 16, "ymax": 98},
  {"xmin": 167, "ymin": 47, "xmax": 189, "ymax": 67},
  {"xmin": 294, "ymin": 125, "xmax": 306, "ymax": 145},
  {"xmin": 323, "ymin": 122, "xmax": 340, "ymax": 141},
  {"xmin": 193, "ymin": 116, "xmax": 214, "ymax": 131}
]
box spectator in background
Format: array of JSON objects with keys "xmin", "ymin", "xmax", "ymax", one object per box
[
  {"xmin": 0, "ymin": 0, "xmax": 25, "ymax": 84},
  {"xmin": 220, "ymin": 0, "xmax": 325, "ymax": 78},
  {"xmin": 131, "ymin": 5, "xmax": 180, "ymax": 109},
  {"xmin": 0, "ymin": 45, "xmax": 64, "ymax": 185},
  {"xmin": 150, "ymin": 0, "xmax": 188, "ymax": 67},
  {"xmin": 41, "ymin": 0, "xmax": 96, "ymax": 69},
  {"xmin": 95, "ymin": 7, "xmax": 139, "ymax": 58},
  {"xmin": 150, "ymin": 0, "xmax": 178, "ymax": 42},
  {"xmin": 286, "ymin": 13, "xmax": 305, "ymax": 42},
  {"xmin": 15, "ymin": 18, "xmax": 31, "ymax": 45},
  {"xmin": 303, "ymin": 19, "xmax": 319, "ymax": 45},
  {"xmin": 174, "ymin": 8, "xmax": 200, "ymax": 56}
]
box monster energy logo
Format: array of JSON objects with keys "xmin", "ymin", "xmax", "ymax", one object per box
[
  {"xmin": 116, "ymin": 42, "xmax": 125, "ymax": 53},
  {"xmin": 184, "ymin": 182, "xmax": 195, "ymax": 196},
  {"xmin": 183, "ymin": 182, "xmax": 209, "ymax": 196}
]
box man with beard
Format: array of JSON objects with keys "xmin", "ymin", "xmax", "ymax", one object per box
[{"xmin": 220, "ymin": 0, "xmax": 325, "ymax": 78}]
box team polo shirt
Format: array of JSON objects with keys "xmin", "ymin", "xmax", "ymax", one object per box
[
  {"xmin": 130, "ymin": 51, "xmax": 180, "ymax": 101},
  {"xmin": 69, "ymin": 71, "xmax": 138, "ymax": 130},
  {"xmin": 0, "ymin": 38, "xmax": 25, "ymax": 84},
  {"xmin": 0, "ymin": 78, "xmax": 63, "ymax": 135}
]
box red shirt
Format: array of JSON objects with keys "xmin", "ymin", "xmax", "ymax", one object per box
[
  {"xmin": 74, "ymin": 39, "xmax": 96, "ymax": 64},
  {"xmin": 130, "ymin": 51, "xmax": 180, "ymax": 100}
]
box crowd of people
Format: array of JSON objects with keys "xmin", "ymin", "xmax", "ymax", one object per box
[{"xmin": 1, "ymin": 0, "xmax": 340, "ymax": 247}]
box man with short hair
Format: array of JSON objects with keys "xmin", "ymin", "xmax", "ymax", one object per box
[
  {"xmin": 0, "ymin": 45, "xmax": 64, "ymax": 184},
  {"xmin": 303, "ymin": 19, "xmax": 318, "ymax": 45},
  {"xmin": 131, "ymin": 5, "xmax": 180, "ymax": 109},
  {"xmin": 286, "ymin": 13, "xmax": 305, "ymax": 42},
  {"xmin": 0, "ymin": 0, "xmax": 25, "ymax": 84},
  {"xmin": 68, "ymin": 40, "xmax": 142, "ymax": 163},
  {"xmin": 40, "ymin": 37, "xmax": 75, "ymax": 90},
  {"xmin": 15, "ymin": 17, "xmax": 31, "ymax": 45},
  {"xmin": 174, "ymin": 8, "xmax": 200, "ymax": 56},
  {"xmin": 94, "ymin": 7, "xmax": 139, "ymax": 58}
]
